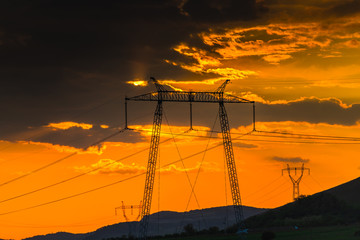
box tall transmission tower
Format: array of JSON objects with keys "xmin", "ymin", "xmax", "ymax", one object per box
[
  {"xmin": 125, "ymin": 78, "xmax": 254, "ymax": 239},
  {"xmin": 282, "ymin": 163, "xmax": 310, "ymax": 200}
]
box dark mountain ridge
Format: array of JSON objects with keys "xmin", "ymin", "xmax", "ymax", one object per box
[{"xmin": 23, "ymin": 205, "xmax": 268, "ymax": 240}]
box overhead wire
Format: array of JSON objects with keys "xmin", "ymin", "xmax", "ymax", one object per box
[
  {"xmin": 252, "ymin": 132, "xmax": 360, "ymax": 142},
  {"xmin": 163, "ymin": 112, "xmax": 203, "ymax": 213},
  {"xmin": 244, "ymin": 175, "xmax": 283, "ymax": 200},
  {"xmin": 0, "ymin": 128, "xmax": 128, "ymax": 188},
  {"xmin": 301, "ymin": 179, "xmax": 314, "ymax": 193},
  {"xmin": 0, "ymin": 126, "xmax": 115, "ymax": 167},
  {"xmin": 0, "ymin": 94, "xmax": 156, "ymax": 186},
  {"xmin": 5, "ymin": 103, "xmax": 359, "ymax": 216},
  {"xmin": 309, "ymin": 175, "xmax": 324, "ymax": 189},
  {"xmin": 178, "ymin": 112, "xmax": 219, "ymax": 232},
  {"xmin": 133, "ymin": 128, "xmax": 360, "ymax": 145},
  {"xmin": 234, "ymin": 138, "xmax": 360, "ymax": 145},
  {"xmin": 250, "ymin": 178, "xmax": 291, "ymax": 206},
  {"xmin": 252, "ymin": 185, "xmax": 291, "ymax": 207},
  {"xmin": 194, "ymin": 128, "xmax": 360, "ymax": 144},
  {"xmin": 0, "ymin": 94, "xmax": 124, "ymax": 152},
  {"xmin": 0, "ymin": 131, "xmax": 178, "ymax": 204},
  {"xmin": 0, "ymin": 129, "xmax": 254, "ymax": 216},
  {"xmin": 255, "ymin": 130, "xmax": 360, "ymax": 141},
  {"xmin": 246, "ymin": 177, "xmax": 288, "ymax": 203}
]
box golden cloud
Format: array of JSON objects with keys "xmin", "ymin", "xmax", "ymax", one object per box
[
  {"xmin": 46, "ymin": 121, "xmax": 93, "ymax": 130},
  {"xmin": 173, "ymin": 43, "xmax": 221, "ymax": 68},
  {"xmin": 159, "ymin": 161, "xmax": 220, "ymax": 174},
  {"xmin": 156, "ymin": 68, "xmax": 256, "ymax": 91},
  {"xmin": 200, "ymin": 23, "xmax": 331, "ymax": 64},
  {"xmin": 74, "ymin": 159, "xmax": 146, "ymax": 175},
  {"xmin": 159, "ymin": 79, "xmax": 219, "ymax": 85},
  {"xmin": 74, "ymin": 159, "xmax": 219, "ymax": 176},
  {"xmin": 205, "ymin": 68, "xmax": 257, "ymax": 79},
  {"xmin": 171, "ymin": 19, "xmax": 360, "ymax": 69}
]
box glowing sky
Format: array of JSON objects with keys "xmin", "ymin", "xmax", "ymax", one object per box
[{"xmin": 1, "ymin": 0, "xmax": 360, "ymax": 239}]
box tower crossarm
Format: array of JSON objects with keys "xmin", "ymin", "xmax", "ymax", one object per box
[{"xmin": 126, "ymin": 91, "xmax": 253, "ymax": 103}]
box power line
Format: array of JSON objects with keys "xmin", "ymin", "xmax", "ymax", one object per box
[
  {"xmin": 176, "ymin": 113, "xmax": 219, "ymax": 233},
  {"xmin": 0, "ymin": 131, "xmax": 253, "ymax": 216},
  {"xmin": 163, "ymin": 113, "xmax": 203, "ymax": 212},
  {"xmin": 244, "ymin": 175, "xmax": 283, "ymax": 200},
  {"xmin": 0, "ymin": 128, "xmax": 230, "ymax": 205},
  {"xmin": 0, "ymin": 152, "xmax": 77, "ymax": 188},
  {"xmin": 255, "ymin": 130, "xmax": 360, "ymax": 141},
  {"xmin": 236, "ymin": 138, "xmax": 360, "ymax": 145},
  {"xmin": 249, "ymin": 178, "xmax": 290, "ymax": 206},
  {"xmin": 134, "ymin": 128, "xmax": 360, "ymax": 144},
  {"xmin": 252, "ymin": 133, "xmax": 360, "ymax": 142},
  {"xmin": 0, "ymin": 95, "xmax": 125, "ymax": 153},
  {"xmin": 0, "ymin": 171, "xmax": 144, "ymax": 216},
  {"xmin": 0, "ymin": 128, "xmax": 127, "ymax": 188},
  {"xmin": 0, "ymin": 133, "xmax": 178, "ymax": 204}
]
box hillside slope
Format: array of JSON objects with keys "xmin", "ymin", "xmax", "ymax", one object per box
[
  {"xmin": 325, "ymin": 177, "xmax": 360, "ymax": 207},
  {"xmin": 245, "ymin": 177, "xmax": 360, "ymax": 228},
  {"xmin": 24, "ymin": 205, "xmax": 268, "ymax": 240}
]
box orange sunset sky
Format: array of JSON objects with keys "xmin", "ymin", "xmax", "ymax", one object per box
[{"xmin": 1, "ymin": 0, "xmax": 360, "ymax": 239}]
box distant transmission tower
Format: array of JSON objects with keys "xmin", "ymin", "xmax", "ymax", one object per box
[
  {"xmin": 282, "ymin": 163, "xmax": 310, "ymax": 200},
  {"xmin": 125, "ymin": 78, "xmax": 254, "ymax": 239},
  {"xmin": 115, "ymin": 201, "xmax": 142, "ymax": 238}
]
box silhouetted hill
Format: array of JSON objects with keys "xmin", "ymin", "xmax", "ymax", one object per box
[
  {"xmin": 23, "ymin": 232, "xmax": 89, "ymax": 240},
  {"xmin": 245, "ymin": 177, "xmax": 360, "ymax": 228},
  {"xmin": 325, "ymin": 177, "xmax": 360, "ymax": 207},
  {"xmin": 23, "ymin": 205, "xmax": 268, "ymax": 240}
]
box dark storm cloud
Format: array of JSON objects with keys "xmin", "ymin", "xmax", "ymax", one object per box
[
  {"xmin": 259, "ymin": 0, "xmax": 360, "ymax": 23},
  {"xmin": 271, "ymin": 156, "xmax": 309, "ymax": 163},
  {"xmin": 33, "ymin": 125, "xmax": 146, "ymax": 149},
  {"xmin": 182, "ymin": 0, "xmax": 268, "ymax": 22},
  {"xmin": 327, "ymin": 0, "xmax": 360, "ymax": 17},
  {"xmin": 1, "ymin": 0, "xmax": 359, "ymax": 148},
  {"xmin": 0, "ymin": 0, "xmax": 268, "ymax": 144},
  {"xmin": 256, "ymin": 98, "xmax": 360, "ymax": 126}
]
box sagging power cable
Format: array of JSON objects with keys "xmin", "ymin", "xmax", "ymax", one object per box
[
  {"xmin": 0, "ymin": 130, "xmax": 254, "ymax": 216},
  {"xmin": 0, "ymin": 128, "xmax": 128, "ymax": 188},
  {"xmin": 0, "ymin": 131, "xmax": 181, "ymax": 204}
]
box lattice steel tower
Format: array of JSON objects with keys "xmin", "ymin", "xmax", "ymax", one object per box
[
  {"xmin": 282, "ymin": 163, "xmax": 310, "ymax": 200},
  {"xmin": 125, "ymin": 78, "xmax": 254, "ymax": 239}
]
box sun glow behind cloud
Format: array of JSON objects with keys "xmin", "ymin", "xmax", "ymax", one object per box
[
  {"xmin": 126, "ymin": 80, "xmax": 148, "ymax": 87},
  {"xmin": 46, "ymin": 121, "xmax": 93, "ymax": 130}
]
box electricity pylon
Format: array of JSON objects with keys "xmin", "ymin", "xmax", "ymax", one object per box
[
  {"xmin": 282, "ymin": 163, "xmax": 310, "ymax": 200},
  {"xmin": 115, "ymin": 201, "xmax": 142, "ymax": 221},
  {"xmin": 125, "ymin": 78, "xmax": 254, "ymax": 239},
  {"xmin": 115, "ymin": 201, "xmax": 142, "ymax": 238}
]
